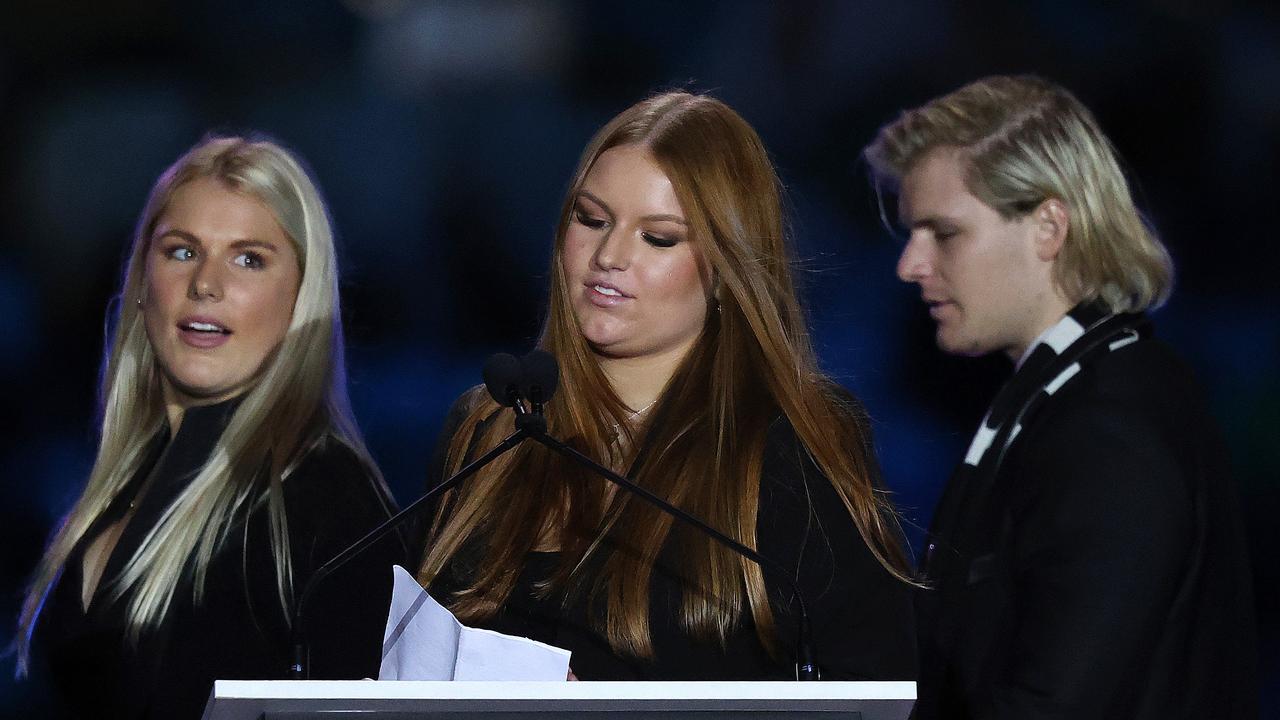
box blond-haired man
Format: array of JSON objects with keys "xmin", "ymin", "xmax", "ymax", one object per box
[{"xmin": 865, "ymin": 75, "xmax": 1255, "ymax": 720}]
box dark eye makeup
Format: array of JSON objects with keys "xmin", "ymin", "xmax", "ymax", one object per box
[
  {"xmin": 573, "ymin": 208, "xmax": 608, "ymax": 229},
  {"xmin": 642, "ymin": 232, "xmax": 678, "ymax": 248}
]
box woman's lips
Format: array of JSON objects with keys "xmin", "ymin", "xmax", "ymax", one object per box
[
  {"xmin": 179, "ymin": 328, "xmax": 232, "ymax": 348},
  {"xmin": 585, "ymin": 283, "xmax": 631, "ymax": 308},
  {"xmin": 177, "ymin": 319, "xmax": 233, "ymax": 349}
]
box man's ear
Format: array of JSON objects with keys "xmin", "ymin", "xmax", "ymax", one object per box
[{"xmin": 1033, "ymin": 199, "xmax": 1069, "ymax": 261}]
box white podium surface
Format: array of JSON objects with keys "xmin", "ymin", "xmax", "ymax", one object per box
[{"xmin": 203, "ymin": 680, "xmax": 916, "ymax": 720}]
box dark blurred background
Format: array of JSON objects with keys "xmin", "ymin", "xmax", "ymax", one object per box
[{"xmin": 2, "ymin": 0, "xmax": 1275, "ymax": 714}]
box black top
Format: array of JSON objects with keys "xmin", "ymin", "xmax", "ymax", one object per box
[
  {"xmin": 30, "ymin": 399, "xmax": 406, "ymax": 719},
  {"xmin": 423, "ymin": 395, "xmax": 917, "ymax": 681},
  {"xmin": 916, "ymin": 304, "xmax": 1257, "ymax": 719}
]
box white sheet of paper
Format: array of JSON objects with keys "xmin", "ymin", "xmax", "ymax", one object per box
[{"xmin": 379, "ymin": 565, "xmax": 571, "ymax": 681}]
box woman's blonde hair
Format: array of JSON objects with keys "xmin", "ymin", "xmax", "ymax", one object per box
[
  {"xmin": 864, "ymin": 74, "xmax": 1173, "ymax": 312},
  {"xmin": 419, "ymin": 92, "xmax": 913, "ymax": 660},
  {"xmin": 17, "ymin": 135, "xmax": 382, "ymax": 671}
]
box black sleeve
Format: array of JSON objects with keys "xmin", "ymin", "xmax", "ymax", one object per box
[
  {"xmin": 756, "ymin": 418, "xmax": 918, "ymax": 680},
  {"xmin": 283, "ymin": 438, "xmax": 407, "ymax": 680},
  {"xmin": 985, "ymin": 397, "xmax": 1195, "ymax": 718}
]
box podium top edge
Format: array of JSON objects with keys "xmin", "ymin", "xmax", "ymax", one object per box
[{"xmin": 212, "ymin": 680, "xmax": 916, "ymax": 701}]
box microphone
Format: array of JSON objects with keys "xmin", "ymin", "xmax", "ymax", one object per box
[
  {"xmin": 288, "ymin": 353, "xmax": 538, "ymax": 679},
  {"xmin": 483, "ymin": 353, "xmax": 524, "ymax": 408},
  {"xmin": 519, "ymin": 350, "xmax": 559, "ymax": 413},
  {"xmin": 511, "ymin": 355, "xmax": 821, "ymax": 681},
  {"xmin": 503, "ymin": 351, "xmax": 553, "ymax": 434}
]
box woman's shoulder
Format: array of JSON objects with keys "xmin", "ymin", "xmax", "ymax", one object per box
[
  {"xmin": 289, "ymin": 434, "xmax": 372, "ymax": 484},
  {"xmin": 759, "ymin": 395, "xmax": 868, "ymax": 494},
  {"xmin": 756, "ymin": 406, "xmax": 907, "ymax": 598},
  {"xmin": 758, "ymin": 415, "xmax": 847, "ymax": 552},
  {"xmin": 759, "ymin": 415, "xmax": 833, "ymax": 509},
  {"xmin": 428, "ymin": 386, "xmax": 502, "ymax": 478},
  {"xmin": 442, "ymin": 385, "xmax": 490, "ymax": 434},
  {"xmin": 755, "ymin": 403, "xmax": 885, "ymax": 551},
  {"xmin": 283, "ymin": 434, "xmax": 396, "ymax": 519}
]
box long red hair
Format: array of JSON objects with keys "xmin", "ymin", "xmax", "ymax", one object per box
[{"xmin": 419, "ymin": 92, "xmax": 912, "ymax": 658}]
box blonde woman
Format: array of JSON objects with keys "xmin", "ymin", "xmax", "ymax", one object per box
[
  {"xmin": 417, "ymin": 92, "xmax": 917, "ymax": 680},
  {"xmin": 17, "ymin": 136, "xmax": 404, "ymax": 718}
]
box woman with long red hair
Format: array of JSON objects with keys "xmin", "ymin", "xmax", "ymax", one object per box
[{"xmin": 418, "ymin": 92, "xmax": 916, "ymax": 680}]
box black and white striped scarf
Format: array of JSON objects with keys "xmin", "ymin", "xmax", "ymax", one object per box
[{"xmin": 962, "ymin": 300, "xmax": 1144, "ymax": 471}]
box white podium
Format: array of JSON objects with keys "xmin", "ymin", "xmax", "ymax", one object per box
[{"xmin": 202, "ymin": 680, "xmax": 916, "ymax": 719}]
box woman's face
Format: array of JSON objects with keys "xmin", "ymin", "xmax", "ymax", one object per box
[
  {"xmin": 562, "ymin": 145, "xmax": 712, "ymax": 363},
  {"xmin": 142, "ymin": 176, "xmax": 301, "ymax": 409}
]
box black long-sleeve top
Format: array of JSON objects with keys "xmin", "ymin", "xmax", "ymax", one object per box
[
  {"xmin": 422, "ymin": 396, "xmax": 917, "ymax": 681},
  {"xmin": 29, "ymin": 400, "xmax": 406, "ymax": 719}
]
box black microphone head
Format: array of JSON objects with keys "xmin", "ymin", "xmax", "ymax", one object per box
[
  {"xmin": 520, "ymin": 350, "xmax": 559, "ymax": 404},
  {"xmin": 483, "ymin": 353, "xmax": 523, "ymax": 406}
]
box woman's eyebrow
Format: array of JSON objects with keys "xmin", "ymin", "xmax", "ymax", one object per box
[
  {"xmin": 577, "ymin": 191, "xmax": 686, "ymax": 225},
  {"xmin": 576, "ymin": 190, "xmax": 613, "ymax": 216},
  {"xmin": 641, "ymin": 213, "xmax": 687, "ymax": 226},
  {"xmin": 228, "ymin": 239, "xmax": 281, "ymax": 253},
  {"xmin": 154, "ymin": 228, "xmax": 202, "ymax": 245},
  {"xmin": 153, "ymin": 230, "xmax": 280, "ymax": 253}
]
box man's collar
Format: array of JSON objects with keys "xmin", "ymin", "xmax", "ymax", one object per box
[{"xmin": 1014, "ymin": 299, "xmax": 1113, "ymax": 370}]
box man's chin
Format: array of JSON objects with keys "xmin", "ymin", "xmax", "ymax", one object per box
[{"xmin": 936, "ymin": 330, "xmax": 990, "ymax": 358}]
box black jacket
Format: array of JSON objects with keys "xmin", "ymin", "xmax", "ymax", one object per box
[
  {"xmin": 31, "ymin": 400, "xmax": 406, "ymax": 719},
  {"xmin": 421, "ymin": 393, "xmax": 917, "ymax": 681},
  {"xmin": 915, "ymin": 304, "xmax": 1257, "ymax": 719}
]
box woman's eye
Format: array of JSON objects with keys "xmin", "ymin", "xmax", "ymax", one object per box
[
  {"xmin": 233, "ymin": 252, "xmax": 265, "ymax": 269},
  {"xmin": 166, "ymin": 246, "xmax": 196, "ymax": 261},
  {"xmin": 934, "ymin": 230, "xmax": 957, "ymax": 242},
  {"xmin": 574, "ymin": 210, "xmax": 607, "ymax": 229},
  {"xmin": 642, "ymin": 232, "xmax": 678, "ymax": 248}
]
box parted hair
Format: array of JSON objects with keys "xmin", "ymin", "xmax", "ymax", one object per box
[
  {"xmin": 17, "ymin": 135, "xmax": 382, "ymax": 672},
  {"xmin": 864, "ymin": 74, "xmax": 1173, "ymax": 312},
  {"xmin": 418, "ymin": 92, "xmax": 913, "ymax": 660}
]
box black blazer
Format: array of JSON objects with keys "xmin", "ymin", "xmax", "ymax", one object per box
[
  {"xmin": 916, "ymin": 306, "xmax": 1257, "ymax": 719},
  {"xmin": 421, "ymin": 392, "xmax": 917, "ymax": 681},
  {"xmin": 30, "ymin": 400, "xmax": 406, "ymax": 719}
]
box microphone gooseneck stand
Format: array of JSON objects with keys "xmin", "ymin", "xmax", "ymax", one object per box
[
  {"xmin": 290, "ymin": 352, "xmax": 541, "ymax": 679},
  {"xmin": 507, "ymin": 351, "xmax": 820, "ymax": 679},
  {"xmin": 519, "ymin": 416, "xmax": 821, "ymax": 681},
  {"xmin": 288, "ymin": 425, "xmax": 531, "ymax": 679},
  {"xmin": 289, "ymin": 350, "xmax": 819, "ymax": 680}
]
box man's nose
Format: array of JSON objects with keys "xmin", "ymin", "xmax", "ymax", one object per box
[{"xmin": 896, "ymin": 235, "xmax": 932, "ymax": 283}]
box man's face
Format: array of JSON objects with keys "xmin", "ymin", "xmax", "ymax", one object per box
[{"xmin": 896, "ymin": 148, "xmax": 1062, "ymax": 361}]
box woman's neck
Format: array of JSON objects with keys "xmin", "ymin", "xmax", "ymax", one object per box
[
  {"xmin": 595, "ymin": 341, "xmax": 691, "ymax": 412},
  {"xmin": 160, "ymin": 382, "xmax": 244, "ymax": 438}
]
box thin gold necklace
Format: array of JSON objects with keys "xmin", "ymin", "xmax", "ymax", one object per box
[{"xmin": 610, "ymin": 398, "xmax": 658, "ymax": 439}]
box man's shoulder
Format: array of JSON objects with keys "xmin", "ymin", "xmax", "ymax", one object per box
[
  {"xmin": 1003, "ymin": 334, "xmax": 1217, "ymax": 483},
  {"xmin": 1022, "ymin": 332, "xmax": 1208, "ymax": 438}
]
